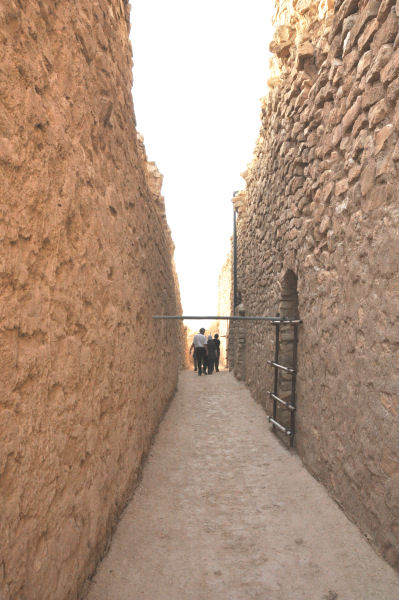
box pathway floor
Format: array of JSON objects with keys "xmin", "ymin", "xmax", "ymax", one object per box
[{"xmin": 87, "ymin": 371, "xmax": 399, "ymax": 600}]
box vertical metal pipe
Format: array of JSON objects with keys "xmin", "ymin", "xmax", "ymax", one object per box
[
  {"xmin": 272, "ymin": 323, "xmax": 280, "ymax": 429},
  {"xmin": 233, "ymin": 206, "xmax": 237, "ymax": 313},
  {"xmin": 290, "ymin": 323, "xmax": 298, "ymax": 447}
]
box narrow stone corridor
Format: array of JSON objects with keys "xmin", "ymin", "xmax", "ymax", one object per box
[{"xmin": 87, "ymin": 371, "xmax": 399, "ymax": 600}]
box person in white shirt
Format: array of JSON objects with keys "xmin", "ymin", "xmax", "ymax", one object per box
[{"xmin": 189, "ymin": 328, "xmax": 208, "ymax": 376}]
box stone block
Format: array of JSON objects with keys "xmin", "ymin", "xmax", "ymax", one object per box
[
  {"xmin": 332, "ymin": 124, "xmax": 343, "ymax": 146},
  {"xmin": 374, "ymin": 124, "xmax": 394, "ymax": 154},
  {"xmin": 376, "ymin": 154, "xmax": 395, "ymax": 177},
  {"xmin": 372, "ymin": 8, "xmax": 398, "ymax": 48},
  {"xmin": 298, "ymin": 41, "xmax": 315, "ymax": 60},
  {"xmin": 348, "ymin": 163, "xmax": 362, "ymax": 182},
  {"xmin": 381, "ymin": 48, "xmax": 399, "ymax": 83},
  {"xmin": 378, "ymin": 0, "xmax": 396, "ymax": 23},
  {"xmin": 358, "ymin": 18, "xmax": 379, "ymax": 52},
  {"xmin": 333, "ymin": 65, "xmax": 344, "ymax": 86},
  {"xmin": 369, "ymin": 99, "xmax": 388, "ymax": 128},
  {"xmin": 319, "ymin": 214, "xmax": 331, "ymax": 234},
  {"xmin": 366, "ymin": 44, "xmax": 394, "ymax": 83},
  {"xmin": 335, "ymin": 178, "xmax": 349, "ymax": 196},
  {"xmin": 342, "ymin": 95, "xmax": 363, "ymax": 131},
  {"xmin": 343, "ymin": 47, "xmax": 360, "ymax": 74},
  {"xmin": 360, "ymin": 182, "xmax": 390, "ymax": 211},
  {"xmin": 356, "ymin": 50, "xmax": 372, "ymax": 79},
  {"xmin": 330, "ymin": 0, "xmax": 359, "ymax": 41},
  {"xmin": 342, "ymin": 15, "xmax": 358, "ymax": 55},
  {"xmin": 387, "ymin": 77, "xmax": 399, "ymax": 104},
  {"xmin": 342, "ymin": 72, "xmax": 356, "ymax": 97},
  {"xmin": 352, "ymin": 111, "xmax": 368, "ymax": 136},
  {"xmin": 361, "ymin": 81, "xmax": 384, "ymax": 109},
  {"xmin": 345, "ymin": 0, "xmax": 380, "ymax": 51},
  {"xmin": 393, "ymin": 101, "xmax": 399, "ymax": 131},
  {"xmin": 322, "ymin": 181, "xmax": 335, "ymax": 203},
  {"xmin": 270, "ymin": 25, "xmax": 295, "ymax": 58},
  {"xmin": 360, "ymin": 159, "xmax": 376, "ymax": 195},
  {"xmin": 363, "ymin": 134, "xmax": 376, "ymax": 162}
]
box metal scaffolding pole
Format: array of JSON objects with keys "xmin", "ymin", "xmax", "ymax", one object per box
[{"xmin": 152, "ymin": 315, "xmax": 302, "ymax": 323}]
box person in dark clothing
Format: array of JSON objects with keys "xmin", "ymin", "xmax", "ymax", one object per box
[
  {"xmin": 213, "ymin": 333, "xmax": 221, "ymax": 372},
  {"xmin": 202, "ymin": 352, "xmax": 208, "ymax": 375},
  {"xmin": 206, "ymin": 335, "xmax": 216, "ymax": 374}
]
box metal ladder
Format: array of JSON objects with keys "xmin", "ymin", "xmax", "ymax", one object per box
[{"xmin": 267, "ymin": 319, "xmax": 300, "ymax": 447}]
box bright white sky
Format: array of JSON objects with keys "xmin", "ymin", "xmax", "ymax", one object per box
[{"xmin": 130, "ymin": 0, "xmax": 274, "ymax": 316}]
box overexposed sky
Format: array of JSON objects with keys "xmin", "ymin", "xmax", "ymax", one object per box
[{"xmin": 130, "ymin": 0, "xmax": 274, "ymax": 316}]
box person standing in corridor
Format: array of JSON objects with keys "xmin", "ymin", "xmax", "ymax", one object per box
[
  {"xmin": 189, "ymin": 328, "xmax": 208, "ymax": 376},
  {"xmin": 206, "ymin": 335, "xmax": 216, "ymax": 374},
  {"xmin": 213, "ymin": 333, "xmax": 221, "ymax": 372}
]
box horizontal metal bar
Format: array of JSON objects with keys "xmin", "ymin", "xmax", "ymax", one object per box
[
  {"xmin": 271, "ymin": 319, "xmax": 302, "ymax": 325},
  {"xmin": 268, "ymin": 416, "xmax": 292, "ymax": 436},
  {"xmin": 268, "ymin": 391, "xmax": 296, "ymax": 411},
  {"xmin": 153, "ymin": 315, "xmax": 301, "ymax": 322},
  {"xmin": 267, "ymin": 361, "xmax": 296, "ymax": 374}
]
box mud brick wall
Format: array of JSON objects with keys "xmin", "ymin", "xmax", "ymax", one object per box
[
  {"xmin": 232, "ymin": 0, "xmax": 399, "ymax": 571},
  {"xmin": 0, "ymin": 2, "xmax": 182, "ymax": 599}
]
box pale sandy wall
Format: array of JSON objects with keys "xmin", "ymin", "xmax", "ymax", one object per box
[
  {"xmin": 0, "ymin": 2, "xmax": 182, "ymax": 599},
  {"xmin": 216, "ymin": 255, "xmax": 232, "ymax": 367},
  {"xmin": 233, "ymin": 0, "xmax": 399, "ymax": 571}
]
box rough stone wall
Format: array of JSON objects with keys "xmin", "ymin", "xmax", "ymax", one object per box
[
  {"xmin": 233, "ymin": 0, "xmax": 399, "ymax": 571},
  {"xmin": 0, "ymin": 2, "xmax": 182, "ymax": 599},
  {"xmin": 137, "ymin": 135, "xmax": 186, "ymax": 368}
]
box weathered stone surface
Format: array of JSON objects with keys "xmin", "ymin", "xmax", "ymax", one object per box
[
  {"xmin": 228, "ymin": 0, "xmax": 399, "ymax": 578},
  {"xmin": 366, "ymin": 44, "xmax": 394, "ymax": 83},
  {"xmin": 372, "ymin": 7, "xmax": 398, "ymax": 48},
  {"xmin": 369, "ymin": 98, "xmax": 388, "ymax": 127},
  {"xmin": 0, "ymin": 3, "xmax": 183, "ymax": 600},
  {"xmin": 342, "ymin": 95, "xmax": 363, "ymax": 131},
  {"xmin": 387, "ymin": 77, "xmax": 399, "ymax": 104},
  {"xmin": 348, "ymin": 162, "xmax": 362, "ymax": 181},
  {"xmin": 356, "ymin": 49, "xmax": 372, "ymax": 78},
  {"xmin": 352, "ymin": 111, "xmax": 368, "ymax": 136},
  {"xmin": 360, "ymin": 159, "xmax": 376, "ymax": 194},
  {"xmin": 393, "ymin": 101, "xmax": 399, "ymax": 131},
  {"xmin": 335, "ymin": 177, "xmax": 349, "ymax": 195},
  {"xmin": 381, "ymin": 48, "xmax": 399, "ymax": 83},
  {"xmin": 377, "ymin": 0, "xmax": 396, "ymax": 24},
  {"xmin": 270, "ymin": 24, "xmax": 295, "ymax": 57},
  {"xmin": 345, "ymin": 0, "xmax": 380, "ymax": 51},
  {"xmin": 374, "ymin": 124, "xmax": 394, "ymax": 154},
  {"xmin": 362, "ymin": 81, "xmax": 385, "ymax": 109},
  {"xmin": 358, "ymin": 18, "xmax": 379, "ymax": 52}
]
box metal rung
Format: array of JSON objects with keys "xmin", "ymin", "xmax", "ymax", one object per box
[
  {"xmin": 271, "ymin": 319, "xmax": 302, "ymax": 326},
  {"xmin": 268, "ymin": 416, "xmax": 292, "ymax": 436},
  {"xmin": 267, "ymin": 361, "xmax": 296, "ymax": 374},
  {"xmin": 268, "ymin": 391, "xmax": 296, "ymax": 411}
]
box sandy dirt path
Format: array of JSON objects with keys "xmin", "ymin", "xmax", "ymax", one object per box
[{"xmin": 87, "ymin": 370, "xmax": 399, "ymax": 600}]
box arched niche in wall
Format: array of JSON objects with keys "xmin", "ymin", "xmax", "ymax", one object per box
[{"xmin": 279, "ymin": 269, "xmax": 299, "ymax": 320}]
